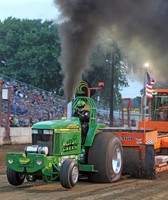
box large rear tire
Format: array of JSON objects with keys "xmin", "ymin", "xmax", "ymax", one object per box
[
  {"xmin": 7, "ymin": 167, "xmax": 25, "ymax": 186},
  {"xmin": 88, "ymin": 132, "xmax": 123, "ymax": 183},
  {"xmin": 60, "ymin": 160, "xmax": 79, "ymax": 188}
]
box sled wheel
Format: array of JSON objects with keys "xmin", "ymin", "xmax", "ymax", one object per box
[
  {"xmin": 88, "ymin": 132, "xmax": 123, "ymax": 183},
  {"xmin": 60, "ymin": 160, "xmax": 79, "ymax": 188},
  {"xmin": 7, "ymin": 167, "xmax": 25, "ymax": 186}
]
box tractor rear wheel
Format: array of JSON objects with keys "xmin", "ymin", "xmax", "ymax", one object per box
[
  {"xmin": 88, "ymin": 132, "xmax": 123, "ymax": 183},
  {"xmin": 7, "ymin": 167, "xmax": 25, "ymax": 186},
  {"xmin": 60, "ymin": 160, "xmax": 79, "ymax": 188}
]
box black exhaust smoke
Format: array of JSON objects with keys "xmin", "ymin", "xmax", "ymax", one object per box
[{"xmin": 54, "ymin": 0, "xmax": 168, "ymax": 102}]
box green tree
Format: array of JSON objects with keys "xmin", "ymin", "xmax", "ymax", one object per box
[{"xmin": 0, "ymin": 17, "xmax": 62, "ymax": 94}]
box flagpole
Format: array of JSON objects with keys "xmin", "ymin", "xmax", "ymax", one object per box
[
  {"xmin": 143, "ymin": 63, "xmax": 154, "ymax": 133},
  {"xmin": 143, "ymin": 69, "xmax": 147, "ymax": 133}
]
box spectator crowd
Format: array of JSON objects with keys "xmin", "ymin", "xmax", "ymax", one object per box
[{"xmin": 1, "ymin": 76, "xmax": 66, "ymax": 127}]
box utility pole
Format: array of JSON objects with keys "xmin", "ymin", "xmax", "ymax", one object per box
[{"xmin": 109, "ymin": 53, "xmax": 115, "ymax": 127}]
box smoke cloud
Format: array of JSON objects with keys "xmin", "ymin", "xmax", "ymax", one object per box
[{"xmin": 54, "ymin": 0, "xmax": 168, "ymax": 102}]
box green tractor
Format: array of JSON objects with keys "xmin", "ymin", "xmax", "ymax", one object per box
[{"xmin": 6, "ymin": 96, "xmax": 123, "ymax": 188}]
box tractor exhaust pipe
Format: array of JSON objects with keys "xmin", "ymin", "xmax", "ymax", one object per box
[{"xmin": 66, "ymin": 101, "xmax": 72, "ymax": 120}]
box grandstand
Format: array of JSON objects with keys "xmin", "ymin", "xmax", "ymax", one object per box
[{"xmin": 0, "ymin": 74, "xmax": 66, "ymax": 127}]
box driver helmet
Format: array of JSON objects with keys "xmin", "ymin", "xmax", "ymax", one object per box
[{"xmin": 76, "ymin": 100, "xmax": 86, "ymax": 111}]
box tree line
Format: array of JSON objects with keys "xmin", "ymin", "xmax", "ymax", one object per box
[{"xmin": 0, "ymin": 17, "xmax": 141, "ymax": 108}]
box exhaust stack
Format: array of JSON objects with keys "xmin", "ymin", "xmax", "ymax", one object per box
[{"xmin": 66, "ymin": 101, "xmax": 72, "ymax": 120}]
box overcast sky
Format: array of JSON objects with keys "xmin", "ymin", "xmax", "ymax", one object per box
[
  {"xmin": 122, "ymin": 79, "xmax": 142, "ymax": 98},
  {"xmin": 0, "ymin": 0, "xmax": 58, "ymax": 21},
  {"xmin": 0, "ymin": 0, "xmax": 143, "ymax": 98}
]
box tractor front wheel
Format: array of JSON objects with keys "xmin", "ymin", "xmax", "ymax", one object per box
[
  {"xmin": 88, "ymin": 132, "xmax": 123, "ymax": 183},
  {"xmin": 7, "ymin": 167, "xmax": 25, "ymax": 186},
  {"xmin": 60, "ymin": 160, "xmax": 79, "ymax": 188}
]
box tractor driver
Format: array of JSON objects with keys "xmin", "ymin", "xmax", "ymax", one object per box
[{"xmin": 73, "ymin": 100, "xmax": 90, "ymax": 144}]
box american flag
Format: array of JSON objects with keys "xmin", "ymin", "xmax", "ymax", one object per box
[{"xmin": 146, "ymin": 71, "xmax": 155, "ymax": 99}]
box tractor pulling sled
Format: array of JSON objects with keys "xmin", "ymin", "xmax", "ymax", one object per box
[{"xmin": 5, "ymin": 87, "xmax": 168, "ymax": 188}]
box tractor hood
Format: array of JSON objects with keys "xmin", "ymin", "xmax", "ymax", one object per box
[{"xmin": 32, "ymin": 117, "xmax": 80, "ymax": 130}]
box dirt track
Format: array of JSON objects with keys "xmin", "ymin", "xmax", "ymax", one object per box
[{"xmin": 1, "ymin": 145, "xmax": 168, "ymax": 199}]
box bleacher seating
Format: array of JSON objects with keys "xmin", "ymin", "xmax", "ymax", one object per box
[{"xmin": 0, "ymin": 74, "xmax": 66, "ymax": 127}]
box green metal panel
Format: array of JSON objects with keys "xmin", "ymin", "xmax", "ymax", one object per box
[
  {"xmin": 32, "ymin": 117, "xmax": 80, "ymax": 130},
  {"xmin": 6, "ymin": 153, "xmax": 25, "ymax": 172},
  {"xmin": 55, "ymin": 130, "xmax": 81, "ymax": 156},
  {"xmin": 55, "ymin": 132, "xmax": 61, "ymax": 154},
  {"xmin": 7, "ymin": 153, "xmax": 47, "ymax": 173},
  {"xmin": 6, "ymin": 153, "xmax": 47, "ymax": 173},
  {"xmin": 26, "ymin": 154, "xmax": 47, "ymax": 173},
  {"xmin": 84, "ymin": 123, "xmax": 106, "ymax": 147},
  {"xmin": 6, "ymin": 152, "xmax": 60, "ymax": 176},
  {"xmin": 78, "ymin": 163, "xmax": 98, "ymax": 172}
]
